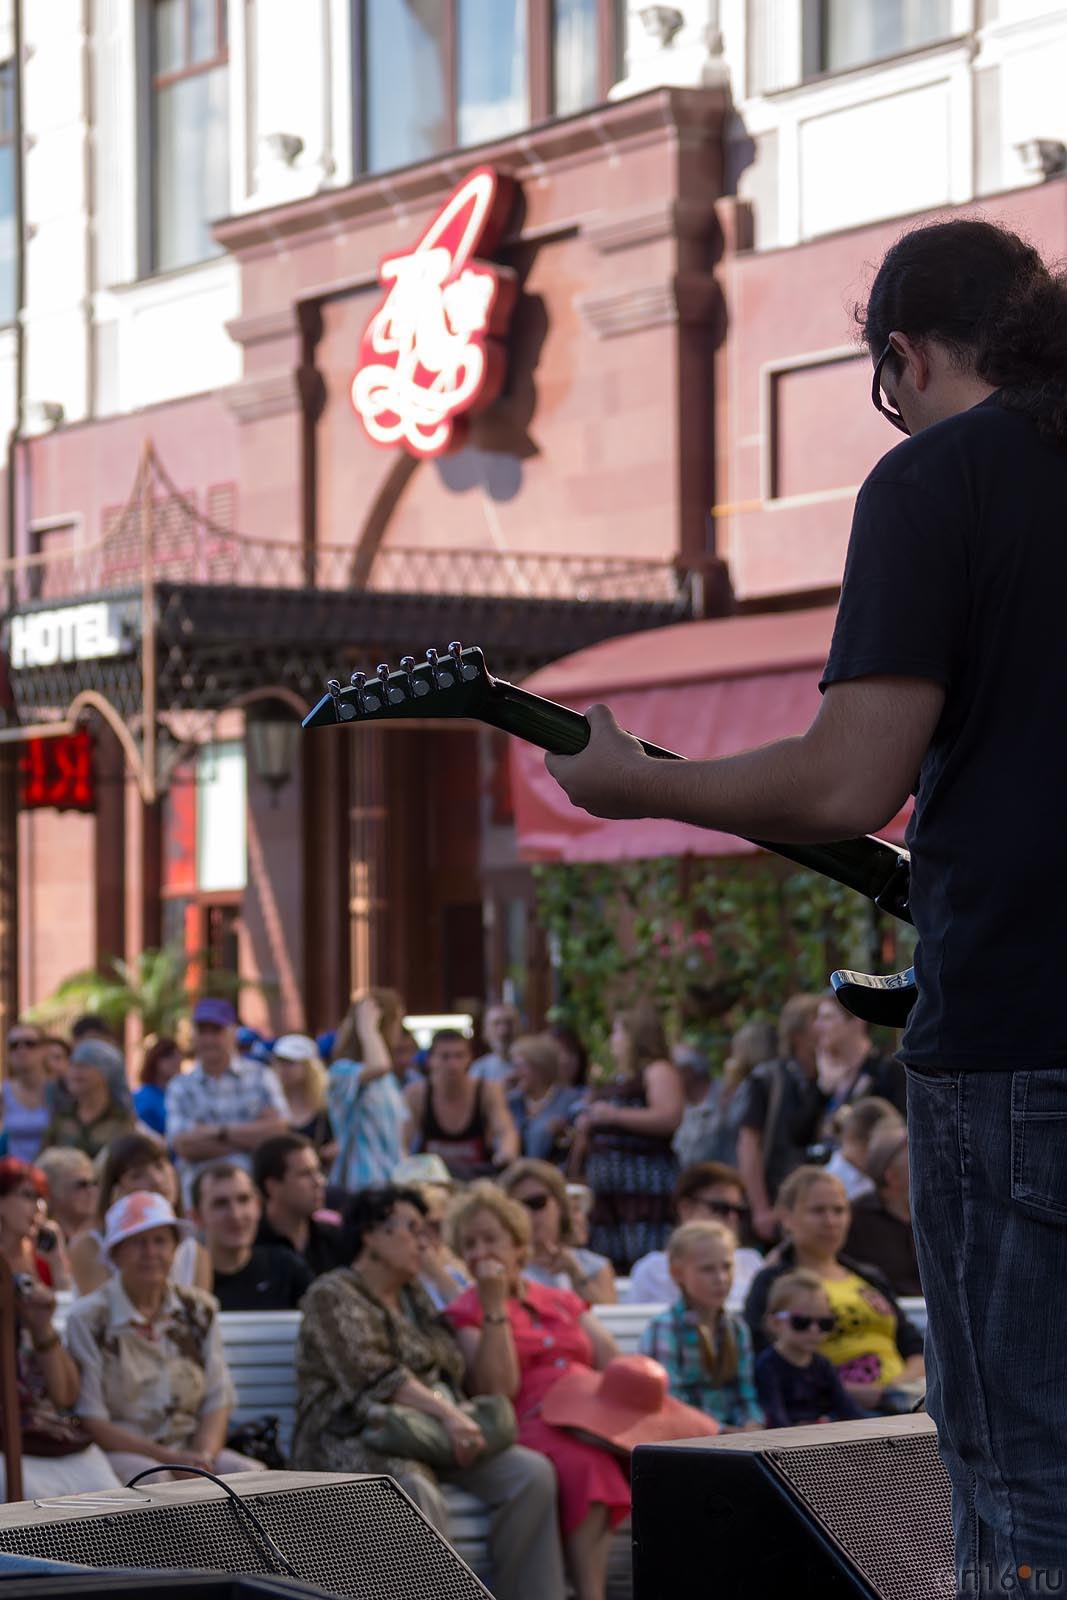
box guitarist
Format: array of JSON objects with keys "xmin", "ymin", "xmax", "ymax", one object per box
[{"xmin": 547, "ymin": 219, "xmax": 1067, "ymax": 1600}]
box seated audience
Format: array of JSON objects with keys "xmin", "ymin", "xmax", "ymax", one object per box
[
  {"xmin": 253, "ymin": 1132, "xmax": 348, "ymax": 1276},
  {"xmin": 0, "ymin": 1156, "xmax": 119, "ymax": 1496},
  {"xmin": 271, "ymin": 1033, "xmax": 338, "ymax": 1166},
  {"xmin": 40, "ymin": 1039, "xmax": 136, "ymax": 1159},
  {"xmin": 755, "ymin": 1269, "xmax": 866, "ymax": 1428},
  {"xmin": 3, "ymin": 1021, "xmax": 51, "ymax": 1163},
  {"xmin": 499, "ymin": 1159, "xmax": 616, "ymax": 1305},
  {"xmin": 744, "ymin": 1166, "xmax": 925, "ymax": 1413},
  {"xmin": 72, "ymin": 1132, "xmax": 211, "ymax": 1296},
  {"xmin": 823, "ymin": 1096, "xmax": 904, "ymax": 1200},
  {"xmin": 192, "ymin": 1161, "xmax": 312, "ymax": 1312},
  {"xmin": 471, "ymin": 1001, "xmax": 521, "ymax": 1086},
  {"xmin": 846, "ymin": 1125, "xmax": 921, "ymax": 1298},
  {"xmin": 292, "ymin": 1184, "xmax": 566, "ymax": 1600},
  {"xmin": 406, "ymin": 1028, "xmax": 519, "ymax": 1180},
  {"xmin": 445, "ymin": 1182, "xmax": 628, "ymax": 1600},
  {"xmin": 394, "ymin": 1153, "xmax": 472, "ymax": 1308},
  {"xmin": 64, "ymin": 1191, "xmax": 259, "ymax": 1481},
  {"xmin": 36, "ymin": 1146, "xmax": 99, "ymax": 1251},
  {"xmin": 734, "ymin": 994, "xmax": 824, "ymax": 1244},
  {"xmin": 624, "ymin": 1161, "xmax": 763, "ymax": 1309},
  {"xmin": 673, "ymin": 1021, "xmax": 777, "ymax": 1170},
  {"xmin": 328, "ymin": 992, "xmax": 410, "ymax": 1190},
  {"xmin": 165, "ymin": 997, "xmax": 288, "ymax": 1206},
  {"xmin": 133, "ymin": 1037, "xmax": 183, "ymax": 1137},
  {"xmin": 578, "ymin": 1003, "xmax": 684, "ymax": 1271},
  {"xmin": 507, "ymin": 1033, "xmax": 584, "ymax": 1162},
  {"xmin": 638, "ymin": 1222, "xmax": 763, "ymax": 1431}
]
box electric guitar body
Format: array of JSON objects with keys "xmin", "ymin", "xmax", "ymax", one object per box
[{"xmin": 304, "ymin": 642, "xmax": 917, "ymax": 1029}]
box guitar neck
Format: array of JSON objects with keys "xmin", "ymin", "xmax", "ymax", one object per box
[{"xmin": 484, "ymin": 679, "xmax": 912, "ymax": 924}]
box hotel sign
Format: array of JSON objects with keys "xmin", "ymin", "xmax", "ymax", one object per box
[
  {"xmin": 8, "ymin": 601, "xmax": 132, "ymax": 671},
  {"xmin": 350, "ymin": 167, "xmax": 519, "ymax": 459}
]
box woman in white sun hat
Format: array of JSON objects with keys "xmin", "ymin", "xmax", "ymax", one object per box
[{"xmin": 63, "ymin": 1191, "xmax": 260, "ymax": 1482}]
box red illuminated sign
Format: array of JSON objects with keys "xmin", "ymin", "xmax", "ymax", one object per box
[
  {"xmin": 19, "ymin": 731, "xmax": 95, "ymax": 813},
  {"xmin": 350, "ymin": 167, "xmax": 519, "ymax": 459}
]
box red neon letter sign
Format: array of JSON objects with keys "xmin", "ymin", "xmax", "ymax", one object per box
[{"xmin": 351, "ymin": 167, "xmax": 519, "ymax": 459}]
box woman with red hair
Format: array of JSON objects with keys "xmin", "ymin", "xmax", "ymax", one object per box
[{"xmin": 0, "ymin": 1157, "xmax": 119, "ymax": 1496}]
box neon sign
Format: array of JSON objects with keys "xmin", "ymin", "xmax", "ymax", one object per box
[
  {"xmin": 350, "ymin": 167, "xmax": 519, "ymax": 459},
  {"xmin": 20, "ymin": 732, "xmax": 95, "ymax": 812}
]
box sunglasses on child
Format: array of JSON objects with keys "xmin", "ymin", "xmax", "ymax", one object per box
[{"xmin": 774, "ymin": 1311, "xmax": 836, "ymax": 1333}]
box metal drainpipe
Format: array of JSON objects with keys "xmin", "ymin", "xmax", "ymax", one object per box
[{"xmin": 0, "ymin": 0, "xmax": 26, "ymax": 1036}]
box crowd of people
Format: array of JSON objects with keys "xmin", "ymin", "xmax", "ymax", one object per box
[{"xmin": 0, "ymin": 984, "xmax": 924, "ymax": 1600}]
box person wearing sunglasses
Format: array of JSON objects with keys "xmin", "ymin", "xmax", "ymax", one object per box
[
  {"xmin": 755, "ymin": 1270, "xmax": 865, "ymax": 1429},
  {"xmin": 623, "ymin": 1160, "xmax": 763, "ymax": 1310},
  {"xmin": 35, "ymin": 1146, "xmax": 99, "ymax": 1276},
  {"xmin": 500, "ymin": 1158, "xmax": 616, "ymax": 1305},
  {"xmin": 1, "ymin": 1023, "xmax": 51, "ymax": 1164}
]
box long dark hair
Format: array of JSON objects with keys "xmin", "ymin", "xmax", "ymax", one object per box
[{"xmin": 859, "ymin": 219, "xmax": 1067, "ymax": 448}]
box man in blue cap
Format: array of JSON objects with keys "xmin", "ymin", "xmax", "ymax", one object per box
[{"xmin": 165, "ymin": 997, "xmax": 289, "ymax": 1205}]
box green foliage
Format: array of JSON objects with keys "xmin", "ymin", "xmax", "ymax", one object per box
[
  {"xmin": 27, "ymin": 945, "xmax": 261, "ymax": 1039},
  {"xmin": 534, "ymin": 855, "xmax": 900, "ymax": 1075}
]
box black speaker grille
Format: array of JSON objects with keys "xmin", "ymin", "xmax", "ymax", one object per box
[
  {"xmin": 769, "ymin": 1433, "xmax": 954, "ymax": 1600},
  {"xmin": 0, "ymin": 1479, "xmax": 488, "ymax": 1600}
]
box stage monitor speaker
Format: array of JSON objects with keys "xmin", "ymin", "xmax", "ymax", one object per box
[
  {"xmin": 0, "ymin": 1472, "xmax": 491, "ymax": 1600},
  {"xmin": 0, "ymin": 1574, "xmax": 344, "ymax": 1600},
  {"xmin": 632, "ymin": 1412, "xmax": 953, "ymax": 1600}
]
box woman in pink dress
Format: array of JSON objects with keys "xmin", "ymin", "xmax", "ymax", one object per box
[{"xmin": 445, "ymin": 1182, "xmax": 629, "ymax": 1600}]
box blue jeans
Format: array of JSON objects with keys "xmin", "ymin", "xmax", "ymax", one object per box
[{"xmin": 908, "ymin": 1065, "xmax": 1067, "ymax": 1599}]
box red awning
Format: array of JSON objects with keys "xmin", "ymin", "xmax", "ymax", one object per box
[{"xmin": 511, "ymin": 606, "xmax": 908, "ymax": 863}]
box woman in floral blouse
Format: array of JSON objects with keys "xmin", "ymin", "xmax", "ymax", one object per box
[
  {"xmin": 64, "ymin": 1191, "xmax": 257, "ymax": 1481},
  {"xmin": 292, "ymin": 1184, "xmax": 565, "ymax": 1600}
]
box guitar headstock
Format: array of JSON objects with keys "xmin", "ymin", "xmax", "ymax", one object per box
[{"xmin": 302, "ymin": 641, "xmax": 494, "ymax": 730}]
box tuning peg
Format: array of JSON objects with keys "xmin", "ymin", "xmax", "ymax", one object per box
[
  {"xmin": 326, "ymin": 678, "xmax": 355, "ymax": 721},
  {"xmin": 425, "ymin": 646, "xmax": 446, "ymax": 688},
  {"xmin": 400, "ymin": 655, "xmax": 428, "ymax": 699},
  {"xmin": 349, "ymin": 670, "xmax": 367, "ymax": 713},
  {"xmin": 448, "ymin": 639, "xmax": 478, "ymax": 682}
]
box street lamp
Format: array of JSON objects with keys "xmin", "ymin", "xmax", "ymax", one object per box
[{"xmin": 245, "ymin": 704, "xmax": 302, "ymax": 806}]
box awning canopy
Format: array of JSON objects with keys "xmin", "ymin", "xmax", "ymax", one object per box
[{"xmin": 511, "ymin": 605, "xmax": 907, "ymax": 863}]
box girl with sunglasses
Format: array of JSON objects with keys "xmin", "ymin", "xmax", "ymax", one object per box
[
  {"xmin": 638, "ymin": 1221, "xmax": 763, "ymax": 1431},
  {"xmin": 755, "ymin": 1270, "xmax": 865, "ymax": 1428}
]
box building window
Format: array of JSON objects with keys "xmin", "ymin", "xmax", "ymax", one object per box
[
  {"xmin": 553, "ymin": 0, "xmax": 598, "ymax": 116},
  {"xmin": 150, "ymin": 0, "xmax": 230, "ymax": 273},
  {"xmin": 810, "ymin": 0, "xmax": 954, "ymax": 77},
  {"xmin": 0, "ymin": 60, "xmax": 15, "ymax": 325},
  {"xmin": 358, "ymin": 0, "xmax": 620, "ymax": 175}
]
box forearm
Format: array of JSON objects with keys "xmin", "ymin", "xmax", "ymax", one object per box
[
  {"xmin": 468, "ymin": 1324, "xmax": 521, "ymax": 1398},
  {"xmin": 392, "ymin": 1375, "xmax": 463, "ymax": 1421},
  {"xmin": 80, "ymin": 1417, "xmax": 170, "ymax": 1460},
  {"xmin": 37, "ymin": 1342, "xmax": 80, "ymax": 1409},
  {"xmin": 172, "ymin": 1128, "xmax": 230, "ymax": 1160},
  {"xmin": 191, "ymin": 1408, "xmax": 230, "ymax": 1460},
  {"xmin": 226, "ymin": 1113, "xmax": 286, "ymax": 1151},
  {"xmin": 354, "ymin": 1029, "xmax": 392, "ymax": 1076},
  {"xmin": 736, "ymin": 1128, "xmax": 770, "ymax": 1212},
  {"xmin": 635, "ymin": 738, "xmax": 881, "ymax": 844},
  {"xmin": 606, "ymin": 1104, "xmax": 680, "ymax": 1137}
]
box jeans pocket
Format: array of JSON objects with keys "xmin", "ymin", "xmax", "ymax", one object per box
[{"xmin": 1011, "ymin": 1069, "xmax": 1067, "ymax": 1220}]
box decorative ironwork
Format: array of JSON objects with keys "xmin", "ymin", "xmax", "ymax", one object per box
[{"xmin": 0, "ymin": 442, "xmax": 703, "ymax": 799}]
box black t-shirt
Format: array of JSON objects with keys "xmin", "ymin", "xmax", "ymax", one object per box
[
  {"xmin": 845, "ymin": 1193, "xmax": 922, "ymax": 1299},
  {"xmin": 212, "ymin": 1244, "xmax": 313, "ymax": 1312},
  {"xmin": 822, "ymin": 395, "xmax": 1067, "ymax": 1069},
  {"xmin": 255, "ymin": 1214, "xmax": 349, "ymax": 1278}
]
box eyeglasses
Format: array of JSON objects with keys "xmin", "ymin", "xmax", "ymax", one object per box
[
  {"xmin": 691, "ymin": 1197, "xmax": 748, "ymax": 1222},
  {"xmin": 517, "ymin": 1193, "xmax": 551, "ymax": 1213},
  {"xmin": 774, "ymin": 1312, "xmax": 836, "ymax": 1334},
  {"xmin": 7, "ymin": 1037, "xmax": 39, "ymax": 1050},
  {"xmin": 70, "ymin": 1178, "xmax": 98, "ymax": 1192},
  {"xmin": 872, "ymin": 343, "xmax": 909, "ymax": 435}
]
